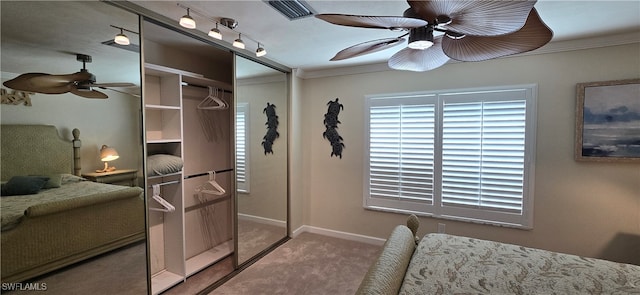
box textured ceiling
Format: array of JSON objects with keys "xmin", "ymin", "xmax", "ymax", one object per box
[{"xmin": 1, "ymin": 1, "xmax": 639, "ymax": 85}]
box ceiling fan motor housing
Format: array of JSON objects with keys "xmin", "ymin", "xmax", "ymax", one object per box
[
  {"xmin": 408, "ymin": 26, "xmax": 434, "ymax": 50},
  {"xmin": 76, "ymin": 54, "xmax": 92, "ymax": 64}
]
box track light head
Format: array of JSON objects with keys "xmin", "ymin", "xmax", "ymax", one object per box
[
  {"xmin": 180, "ymin": 8, "xmax": 196, "ymax": 29},
  {"xmin": 209, "ymin": 23, "xmax": 222, "ymax": 40},
  {"xmin": 233, "ymin": 33, "xmax": 245, "ymax": 49},
  {"xmin": 256, "ymin": 43, "xmax": 267, "ymax": 57},
  {"xmin": 114, "ymin": 28, "xmax": 130, "ymax": 45}
]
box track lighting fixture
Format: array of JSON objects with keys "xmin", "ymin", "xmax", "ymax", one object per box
[
  {"xmin": 233, "ymin": 33, "xmax": 245, "ymax": 49},
  {"xmin": 110, "ymin": 25, "xmax": 138, "ymax": 46},
  {"xmin": 208, "ymin": 23, "xmax": 222, "ymax": 40},
  {"xmin": 256, "ymin": 43, "xmax": 267, "ymax": 57},
  {"xmin": 175, "ymin": 4, "xmax": 267, "ymax": 57},
  {"xmin": 179, "ymin": 7, "xmax": 196, "ymax": 29}
]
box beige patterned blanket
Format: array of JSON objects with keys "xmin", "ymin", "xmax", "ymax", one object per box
[
  {"xmin": 1, "ymin": 180, "xmax": 139, "ymax": 231},
  {"xmin": 400, "ymin": 233, "xmax": 640, "ymax": 294}
]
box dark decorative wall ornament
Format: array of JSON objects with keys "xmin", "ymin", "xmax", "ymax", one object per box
[
  {"xmin": 323, "ymin": 98, "xmax": 345, "ymax": 158},
  {"xmin": 262, "ymin": 102, "xmax": 279, "ymax": 154}
]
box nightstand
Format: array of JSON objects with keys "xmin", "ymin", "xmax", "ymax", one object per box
[{"xmin": 82, "ymin": 169, "xmax": 138, "ymax": 187}]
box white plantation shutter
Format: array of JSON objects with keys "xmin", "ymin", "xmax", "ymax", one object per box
[
  {"xmin": 365, "ymin": 86, "xmax": 536, "ymax": 228},
  {"xmin": 441, "ymin": 100, "xmax": 526, "ymax": 213},
  {"xmin": 366, "ymin": 96, "xmax": 436, "ymax": 213},
  {"xmin": 236, "ymin": 102, "xmax": 250, "ymax": 193}
]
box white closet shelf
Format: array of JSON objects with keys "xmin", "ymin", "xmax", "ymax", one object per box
[
  {"xmin": 185, "ymin": 240, "xmax": 233, "ymax": 276},
  {"xmin": 147, "ymin": 138, "xmax": 182, "ymax": 144},
  {"xmin": 151, "ymin": 270, "xmax": 183, "ymax": 295},
  {"xmin": 146, "ymin": 104, "xmax": 181, "ymax": 110}
]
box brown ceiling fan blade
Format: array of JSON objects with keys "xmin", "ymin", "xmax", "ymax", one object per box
[
  {"xmin": 4, "ymin": 73, "xmax": 49, "ymax": 91},
  {"xmin": 388, "ymin": 36, "xmax": 450, "ymax": 72},
  {"xmin": 70, "ymin": 85, "xmax": 108, "ymax": 99},
  {"xmin": 442, "ymin": 8, "xmax": 553, "ymax": 62},
  {"xmin": 3, "ymin": 73, "xmax": 73, "ymax": 94},
  {"xmin": 90, "ymin": 82, "xmax": 136, "ymax": 88},
  {"xmin": 98, "ymin": 87, "xmax": 141, "ymax": 98},
  {"xmin": 30, "ymin": 71, "xmax": 93, "ymax": 85},
  {"xmin": 408, "ymin": 0, "xmax": 536, "ymax": 36},
  {"xmin": 316, "ymin": 14, "xmax": 427, "ymax": 29},
  {"xmin": 331, "ymin": 37, "xmax": 406, "ymax": 61}
]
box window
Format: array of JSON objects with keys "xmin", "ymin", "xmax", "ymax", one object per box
[
  {"xmin": 364, "ymin": 85, "xmax": 536, "ymax": 228},
  {"xmin": 236, "ymin": 102, "xmax": 250, "ymax": 193}
]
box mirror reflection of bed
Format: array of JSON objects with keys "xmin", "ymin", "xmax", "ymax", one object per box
[
  {"xmin": 0, "ymin": 1, "xmax": 147, "ymax": 293},
  {"xmin": 0, "ymin": 125, "xmax": 145, "ymax": 292}
]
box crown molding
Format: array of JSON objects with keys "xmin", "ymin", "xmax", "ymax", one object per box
[{"xmin": 297, "ymin": 31, "xmax": 640, "ymax": 80}]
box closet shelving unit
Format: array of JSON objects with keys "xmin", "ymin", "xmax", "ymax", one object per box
[{"xmin": 144, "ymin": 63, "xmax": 234, "ymax": 295}]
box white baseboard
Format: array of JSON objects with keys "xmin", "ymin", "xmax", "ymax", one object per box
[
  {"xmin": 238, "ymin": 213, "xmax": 286, "ymax": 228},
  {"xmin": 291, "ymin": 225, "xmax": 386, "ymax": 246}
]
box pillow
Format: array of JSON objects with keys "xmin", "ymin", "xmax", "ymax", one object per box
[
  {"xmin": 30, "ymin": 174, "xmax": 63, "ymax": 188},
  {"xmin": 1, "ymin": 176, "xmax": 50, "ymax": 196},
  {"xmin": 61, "ymin": 174, "xmax": 86, "ymax": 184},
  {"xmin": 147, "ymin": 154, "xmax": 183, "ymax": 176}
]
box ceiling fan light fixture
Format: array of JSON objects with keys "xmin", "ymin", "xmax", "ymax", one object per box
[
  {"xmin": 408, "ymin": 26, "xmax": 434, "ymax": 50},
  {"xmin": 114, "ymin": 29, "xmax": 130, "ymax": 46},
  {"xmin": 179, "ymin": 8, "xmax": 196, "ymax": 29},
  {"xmin": 233, "ymin": 33, "xmax": 245, "ymax": 49}
]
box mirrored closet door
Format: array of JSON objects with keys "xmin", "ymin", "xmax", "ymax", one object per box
[
  {"xmin": 0, "ymin": 1, "xmax": 147, "ymax": 293},
  {"xmin": 235, "ymin": 56, "xmax": 289, "ymax": 266}
]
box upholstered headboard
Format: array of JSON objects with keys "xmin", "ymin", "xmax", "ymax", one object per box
[{"xmin": 0, "ymin": 125, "xmax": 80, "ymax": 180}]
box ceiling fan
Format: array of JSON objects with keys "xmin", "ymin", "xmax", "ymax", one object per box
[
  {"xmin": 3, "ymin": 54, "xmax": 136, "ymax": 99},
  {"xmin": 315, "ymin": 0, "xmax": 553, "ymax": 72}
]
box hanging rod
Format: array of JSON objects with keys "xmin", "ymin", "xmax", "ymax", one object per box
[
  {"xmin": 184, "ymin": 168, "xmax": 234, "ymax": 179},
  {"xmin": 147, "ymin": 179, "xmax": 181, "ymax": 188},
  {"xmin": 185, "ymin": 195, "xmax": 231, "ymax": 213},
  {"xmin": 181, "ymin": 82, "xmax": 233, "ymax": 94}
]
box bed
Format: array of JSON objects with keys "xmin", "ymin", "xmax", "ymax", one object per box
[
  {"xmin": 0, "ymin": 124, "xmax": 145, "ymax": 283},
  {"xmin": 357, "ymin": 215, "xmax": 640, "ymax": 294}
]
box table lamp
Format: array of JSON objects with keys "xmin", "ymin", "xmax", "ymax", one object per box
[{"xmin": 97, "ymin": 145, "xmax": 119, "ymax": 172}]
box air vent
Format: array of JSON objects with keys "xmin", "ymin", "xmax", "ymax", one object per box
[{"xmin": 264, "ymin": 0, "xmax": 316, "ymax": 20}]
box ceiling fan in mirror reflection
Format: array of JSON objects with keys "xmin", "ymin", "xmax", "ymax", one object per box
[{"xmin": 2, "ymin": 54, "xmax": 136, "ymax": 99}]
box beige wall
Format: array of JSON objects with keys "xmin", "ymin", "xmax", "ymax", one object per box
[
  {"xmin": 297, "ymin": 43, "xmax": 640, "ymax": 265},
  {"xmin": 237, "ymin": 77, "xmax": 288, "ymax": 222}
]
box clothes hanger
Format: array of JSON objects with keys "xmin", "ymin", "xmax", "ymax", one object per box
[
  {"xmin": 195, "ymin": 171, "xmax": 226, "ymax": 196},
  {"xmin": 149, "ymin": 184, "xmax": 176, "ymax": 212},
  {"xmin": 197, "ymin": 86, "xmax": 228, "ymax": 110}
]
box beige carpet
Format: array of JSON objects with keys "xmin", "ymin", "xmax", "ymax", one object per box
[
  {"xmin": 2, "ymin": 232, "xmax": 381, "ymax": 294},
  {"xmin": 237, "ymin": 218, "xmax": 287, "ymax": 263},
  {"xmin": 210, "ymin": 233, "xmax": 381, "ymax": 295},
  {"xmin": 2, "ymin": 242, "xmax": 147, "ymax": 295}
]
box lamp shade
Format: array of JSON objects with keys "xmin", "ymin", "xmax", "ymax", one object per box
[
  {"xmin": 209, "ymin": 28, "xmax": 222, "ymax": 40},
  {"xmin": 100, "ymin": 145, "xmax": 119, "ymax": 162},
  {"xmin": 114, "ymin": 32, "xmax": 130, "ymax": 45},
  {"xmin": 233, "ymin": 38, "xmax": 245, "ymax": 49},
  {"xmin": 256, "ymin": 46, "xmax": 267, "ymax": 57},
  {"xmin": 180, "ymin": 14, "xmax": 196, "ymax": 29}
]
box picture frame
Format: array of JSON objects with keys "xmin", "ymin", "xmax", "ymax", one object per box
[{"xmin": 575, "ymin": 78, "xmax": 640, "ymax": 162}]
